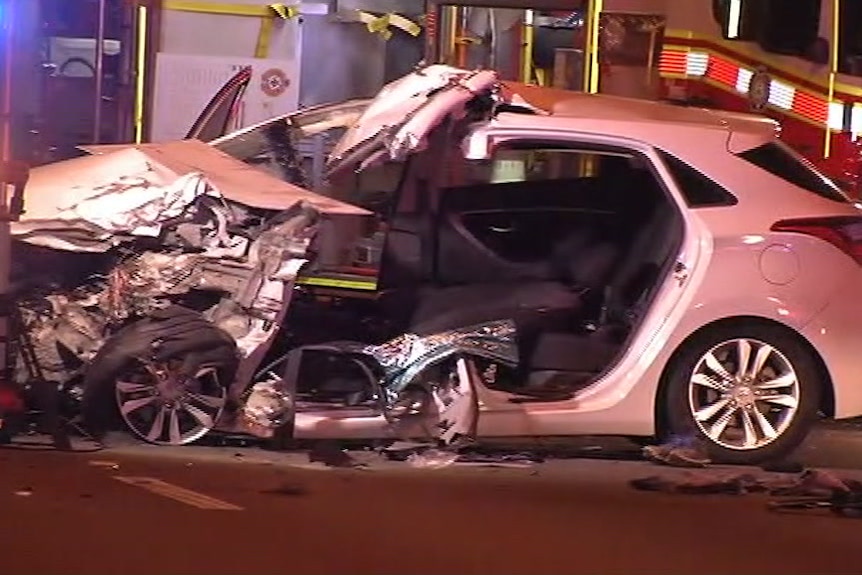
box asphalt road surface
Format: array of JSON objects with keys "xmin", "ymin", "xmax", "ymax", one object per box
[{"xmin": 3, "ymin": 425, "xmax": 862, "ymax": 575}]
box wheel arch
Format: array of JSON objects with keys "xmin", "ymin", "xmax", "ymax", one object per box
[{"xmin": 654, "ymin": 315, "xmax": 834, "ymax": 437}]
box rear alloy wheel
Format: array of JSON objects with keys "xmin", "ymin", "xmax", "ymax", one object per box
[
  {"xmin": 115, "ymin": 357, "xmax": 227, "ymax": 446},
  {"xmin": 665, "ymin": 324, "xmax": 821, "ymax": 464}
]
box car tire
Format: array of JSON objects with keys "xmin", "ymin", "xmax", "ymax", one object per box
[
  {"xmin": 663, "ymin": 322, "xmax": 821, "ymax": 465},
  {"xmin": 81, "ymin": 306, "xmax": 238, "ymax": 445}
]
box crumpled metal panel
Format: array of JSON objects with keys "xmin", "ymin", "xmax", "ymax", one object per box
[
  {"xmin": 240, "ymin": 378, "xmax": 295, "ymax": 439},
  {"xmin": 244, "ymin": 320, "xmax": 518, "ymax": 439},
  {"xmin": 364, "ymin": 319, "xmax": 518, "ymax": 399},
  {"xmin": 326, "ymin": 65, "xmax": 500, "ymax": 175}
]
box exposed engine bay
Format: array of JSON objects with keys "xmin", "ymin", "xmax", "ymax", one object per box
[{"xmin": 11, "ymin": 175, "xmax": 325, "ymax": 441}]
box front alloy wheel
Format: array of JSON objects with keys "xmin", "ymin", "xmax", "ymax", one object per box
[
  {"xmin": 666, "ymin": 323, "xmax": 821, "ymax": 464},
  {"xmin": 115, "ymin": 358, "xmax": 227, "ymax": 445}
]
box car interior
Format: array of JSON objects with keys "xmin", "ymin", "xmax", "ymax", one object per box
[
  {"xmin": 373, "ymin": 145, "xmax": 685, "ymax": 398},
  {"xmin": 260, "ymin": 134, "xmax": 684, "ymax": 411},
  {"xmin": 270, "ymin": 142, "xmax": 685, "ymax": 411}
]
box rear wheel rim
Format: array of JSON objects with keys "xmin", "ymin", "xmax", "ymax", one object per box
[
  {"xmin": 115, "ymin": 358, "xmax": 226, "ymax": 446},
  {"xmin": 687, "ymin": 338, "xmax": 800, "ymax": 451}
]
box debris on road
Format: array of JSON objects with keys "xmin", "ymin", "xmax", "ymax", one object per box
[
  {"xmin": 631, "ymin": 472, "xmax": 779, "ymax": 495},
  {"xmin": 769, "ymin": 491, "xmax": 862, "ymax": 518},
  {"xmin": 384, "ymin": 443, "xmax": 543, "ymax": 469},
  {"xmin": 631, "ymin": 468, "xmax": 851, "ymax": 496},
  {"xmin": 13, "ymin": 487, "xmax": 33, "ymax": 497},
  {"xmin": 642, "ymin": 435, "xmax": 710, "ymax": 468},
  {"xmin": 631, "ymin": 467, "xmax": 862, "ymax": 518},
  {"xmin": 407, "ymin": 449, "xmax": 459, "ymax": 469},
  {"xmin": 261, "ymin": 483, "xmax": 309, "ymax": 497},
  {"xmin": 308, "ymin": 441, "xmax": 369, "ymax": 469}
]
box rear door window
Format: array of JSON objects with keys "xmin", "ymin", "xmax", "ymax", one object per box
[
  {"xmin": 434, "ymin": 146, "xmax": 667, "ymax": 285},
  {"xmin": 737, "ymin": 142, "xmax": 850, "ymax": 203}
]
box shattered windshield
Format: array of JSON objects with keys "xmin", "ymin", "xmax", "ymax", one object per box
[{"xmin": 214, "ymin": 116, "xmax": 406, "ymax": 274}]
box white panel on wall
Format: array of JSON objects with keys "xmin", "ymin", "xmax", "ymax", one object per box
[
  {"xmin": 159, "ymin": 1, "xmax": 302, "ymax": 60},
  {"xmin": 150, "ymin": 53, "xmax": 300, "ymax": 142}
]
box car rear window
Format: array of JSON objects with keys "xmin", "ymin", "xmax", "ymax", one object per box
[
  {"xmin": 658, "ymin": 150, "xmax": 738, "ymax": 208},
  {"xmin": 737, "ymin": 142, "xmax": 849, "ymax": 203}
]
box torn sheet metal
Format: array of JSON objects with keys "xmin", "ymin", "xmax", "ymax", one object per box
[
  {"xmin": 368, "ymin": 321, "xmax": 515, "ymax": 443},
  {"xmin": 261, "ymin": 320, "xmax": 517, "ymax": 442},
  {"xmin": 327, "ymin": 65, "xmax": 500, "ymax": 174},
  {"xmin": 365, "ymin": 319, "xmax": 518, "ymax": 398},
  {"xmin": 437, "ymin": 357, "xmax": 480, "ymax": 444},
  {"xmin": 250, "ymin": 320, "xmax": 518, "ymax": 444},
  {"xmin": 16, "ymin": 171, "xmax": 213, "ymax": 252},
  {"xmin": 208, "ymin": 99, "xmax": 372, "ymax": 161}
]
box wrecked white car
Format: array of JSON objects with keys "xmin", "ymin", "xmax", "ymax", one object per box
[{"xmin": 11, "ymin": 65, "xmax": 862, "ymax": 465}]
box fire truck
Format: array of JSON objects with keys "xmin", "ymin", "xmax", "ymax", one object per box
[{"xmin": 658, "ymin": 0, "xmax": 862, "ymax": 194}]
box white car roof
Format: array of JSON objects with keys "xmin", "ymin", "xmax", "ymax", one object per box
[{"xmin": 494, "ymin": 87, "xmax": 779, "ymax": 156}]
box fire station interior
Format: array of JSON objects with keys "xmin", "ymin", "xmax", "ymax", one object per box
[
  {"xmin": 29, "ymin": 0, "xmax": 134, "ymax": 163},
  {"xmin": 2, "ymin": 0, "xmax": 862, "ymax": 167},
  {"xmin": 427, "ymin": 0, "xmax": 666, "ymax": 100}
]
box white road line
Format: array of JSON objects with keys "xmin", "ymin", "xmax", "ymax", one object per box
[{"xmin": 114, "ymin": 476, "xmax": 243, "ymax": 511}]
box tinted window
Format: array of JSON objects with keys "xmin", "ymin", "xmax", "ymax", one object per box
[
  {"xmin": 712, "ymin": 0, "xmax": 763, "ymax": 41},
  {"xmin": 436, "ymin": 147, "xmax": 667, "ymax": 279},
  {"xmin": 757, "ymin": 0, "xmax": 821, "ymax": 57},
  {"xmin": 738, "ymin": 142, "xmax": 849, "ymax": 203},
  {"xmin": 659, "ymin": 151, "xmax": 737, "ymax": 207},
  {"xmin": 444, "ymin": 147, "xmax": 647, "ymax": 188},
  {"xmin": 839, "ymin": 0, "xmax": 862, "ymax": 75}
]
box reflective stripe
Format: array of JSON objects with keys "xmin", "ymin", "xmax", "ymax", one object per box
[
  {"xmin": 706, "ymin": 54, "xmax": 739, "ymax": 87},
  {"xmin": 659, "ymin": 48, "xmax": 836, "ymax": 129},
  {"xmin": 768, "ymin": 79, "xmax": 794, "ymax": 110},
  {"xmin": 827, "ymin": 102, "xmax": 844, "ymax": 131},
  {"xmin": 685, "ymin": 52, "xmax": 708, "ymax": 76},
  {"xmin": 795, "ymin": 90, "xmax": 829, "ymax": 124},
  {"xmin": 736, "ymin": 68, "xmax": 752, "ymax": 93},
  {"xmin": 659, "ymin": 49, "xmax": 687, "ymax": 75},
  {"xmin": 297, "ymin": 276, "xmax": 378, "ymax": 291},
  {"xmin": 852, "ymin": 104, "xmax": 862, "ymax": 138}
]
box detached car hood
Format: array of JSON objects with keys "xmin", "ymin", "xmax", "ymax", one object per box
[{"xmin": 15, "ymin": 140, "xmax": 368, "ymax": 252}]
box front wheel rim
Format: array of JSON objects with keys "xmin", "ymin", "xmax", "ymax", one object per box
[
  {"xmin": 115, "ymin": 358, "xmax": 227, "ymax": 446},
  {"xmin": 687, "ymin": 338, "xmax": 801, "ymax": 451}
]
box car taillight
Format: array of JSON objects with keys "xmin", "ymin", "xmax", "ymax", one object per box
[{"xmin": 771, "ymin": 216, "xmax": 862, "ymax": 265}]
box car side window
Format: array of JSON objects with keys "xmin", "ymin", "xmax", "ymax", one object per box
[
  {"xmin": 658, "ymin": 150, "xmax": 738, "ymax": 207},
  {"xmin": 436, "ymin": 146, "xmax": 667, "ymax": 275},
  {"xmin": 447, "ymin": 147, "xmax": 636, "ymax": 187}
]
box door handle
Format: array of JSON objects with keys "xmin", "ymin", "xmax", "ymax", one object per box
[{"xmin": 673, "ymin": 261, "xmax": 689, "ymax": 286}]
